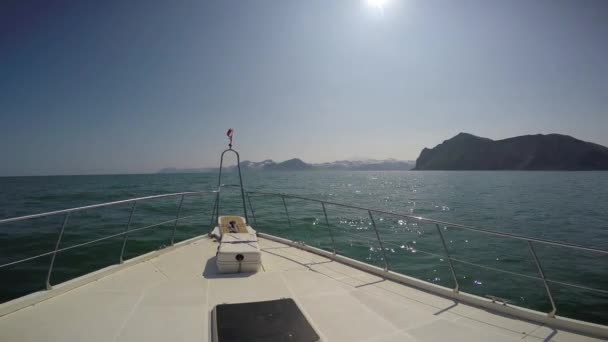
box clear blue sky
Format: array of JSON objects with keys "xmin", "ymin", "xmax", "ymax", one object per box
[{"xmin": 1, "ymin": 0, "xmax": 607, "ymax": 176}]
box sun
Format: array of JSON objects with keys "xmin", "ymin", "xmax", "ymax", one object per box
[{"xmin": 366, "ymin": 0, "xmax": 388, "ymax": 11}]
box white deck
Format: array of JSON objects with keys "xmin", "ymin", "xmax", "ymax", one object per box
[{"xmin": 0, "ymin": 236, "xmax": 603, "ymax": 342}]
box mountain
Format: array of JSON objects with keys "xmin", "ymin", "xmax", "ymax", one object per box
[
  {"xmin": 239, "ymin": 158, "xmax": 312, "ymax": 171},
  {"xmin": 158, "ymin": 167, "xmax": 216, "ymax": 174},
  {"xmin": 159, "ymin": 158, "xmax": 414, "ymax": 173},
  {"xmin": 315, "ymin": 159, "xmax": 414, "ymax": 171},
  {"xmin": 238, "ymin": 158, "xmax": 413, "ymax": 171},
  {"xmin": 273, "ymin": 158, "xmax": 314, "ymax": 171},
  {"xmin": 239, "ymin": 159, "xmax": 276, "ymax": 171},
  {"xmin": 413, "ymin": 133, "xmax": 608, "ymax": 170}
]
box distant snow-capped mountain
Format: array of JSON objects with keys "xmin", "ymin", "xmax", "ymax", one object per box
[
  {"xmin": 314, "ymin": 159, "xmax": 413, "ymax": 171},
  {"xmin": 159, "ymin": 158, "xmax": 414, "ymax": 173}
]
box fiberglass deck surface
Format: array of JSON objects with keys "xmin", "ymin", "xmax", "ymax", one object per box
[{"xmin": 0, "ymin": 236, "xmax": 603, "ymax": 342}]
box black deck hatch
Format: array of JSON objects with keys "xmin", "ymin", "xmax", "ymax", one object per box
[{"xmin": 214, "ymin": 298, "xmax": 320, "ymax": 342}]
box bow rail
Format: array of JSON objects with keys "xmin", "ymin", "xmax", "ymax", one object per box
[
  {"xmin": 0, "ymin": 190, "xmax": 217, "ymax": 290},
  {"xmin": 243, "ymin": 189, "xmax": 608, "ymax": 319},
  {"xmin": 1, "ymin": 187, "xmax": 607, "ymax": 321}
]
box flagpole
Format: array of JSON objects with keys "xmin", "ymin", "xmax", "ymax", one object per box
[{"xmin": 227, "ymin": 128, "xmax": 233, "ymax": 150}]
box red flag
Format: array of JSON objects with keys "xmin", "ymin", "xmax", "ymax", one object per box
[{"xmin": 226, "ymin": 128, "xmax": 233, "ymax": 145}]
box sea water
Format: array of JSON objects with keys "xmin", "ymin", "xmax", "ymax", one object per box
[{"xmin": 1, "ymin": 171, "xmax": 607, "ymax": 324}]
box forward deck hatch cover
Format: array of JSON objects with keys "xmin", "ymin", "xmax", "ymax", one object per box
[{"xmin": 214, "ymin": 298, "xmax": 319, "ymax": 342}]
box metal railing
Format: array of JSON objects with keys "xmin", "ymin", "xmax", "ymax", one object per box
[
  {"xmin": 1, "ymin": 187, "xmax": 607, "ymax": 320},
  {"xmin": 0, "ymin": 191, "xmax": 217, "ymax": 290},
  {"xmin": 244, "ymin": 189, "xmax": 608, "ymax": 318}
]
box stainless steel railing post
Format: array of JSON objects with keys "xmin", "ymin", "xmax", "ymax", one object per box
[
  {"xmin": 170, "ymin": 195, "xmax": 185, "ymax": 246},
  {"xmin": 527, "ymin": 241, "xmax": 557, "ymax": 317},
  {"xmin": 46, "ymin": 212, "xmax": 70, "ymax": 290},
  {"xmin": 321, "ymin": 202, "xmax": 337, "ymax": 254},
  {"xmin": 119, "ymin": 201, "xmax": 137, "ymax": 264},
  {"xmin": 215, "ymin": 191, "xmax": 220, "ymax": 222},
  {"xmin": 436, "ymin": 224, "xmax": 460, "ymax": 292},
  {"xmin": 368, "ymin": 210, "xmax": 389, "ymax": 271},
  {"xmin": 209, "ymin": 195, "xmax": 218, "ymax": 229},
  {"xmin": 282, "ymin": 196, "xmax": 292, "ymax": 230},
  {"xmin": 246, "ymin": 192, "xmax": 257, "ymax": 225}
]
